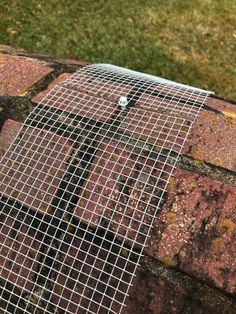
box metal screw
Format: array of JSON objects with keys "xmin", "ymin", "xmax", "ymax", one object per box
[{"xmin": 118, "ymin": 96, "xmax": 128, "ymax": 111}]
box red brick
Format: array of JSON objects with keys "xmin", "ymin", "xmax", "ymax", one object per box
[
  {"xmin": 22, "ymin": 52, "xmax": 88, "ymax": 67},
  {"xmin": 206, "ymin": 97, "xmax": 236, "ymax": 118},
  {"xmin": 34, "ymin": 78, "xmax": 236, "ymax": 172},
  {"xmin": 136, "ymin": 90, "xmax": 202, "ymax": 118},
  {"xmin": 125, "ymin": 266, "xmax": 235, "ymax": 314},
  {"xmin": 147, "ymin": 168, "xmax": 236, "ymax": 296},
  {"xmin": 0, "ymin": 45, "xmax": 89, "ymax": 67},
  {"xmin": 32, "ymin": 71, "xmax": 133, "ymax": 122},
  {"xmin": 121, "ymin": 97, "xmax": 190, "ymax": 152},
  {"xmin": 1, "ymin": 47, "xmax": 236, "ymax": 312},
  {"xmin": 38, "ymin": 84, "xmax": 118, "ymax": 122},
  {"xmin": 0, "ymin": 119, "xmax": 21, "ymax": 157},
  {"xmin": 0, "ymin": 45, "xmax": 25, "ymax": 55},
  {"xmin": 47, "ymin": 57, "xmax": 88, "ymax": 66},
  {"xmin": 0, "ymin": 54, "xmax": 53, "ymax": 96},
  {"xmin": 151, "ymin": 85, "xmax": 206, "ymax": 117},
  {"xmin": 0, "ymin": 123, "xmax": 72, "ymax": 212},
  {"xmin": 184, "ymin": 110, "xmax": 236, "ymax": 172},
  {"xmin": 121, "ymin": 92, "xmax": 194, "ymax": 153},
  {"xmin": 75, "ymin": 138, "xmax": 171, "ymax": 247},
  {"xmin": 32, "ymin": 73, "xmax": 72, "ymax": 103},
  {"xmin": 0, "ymin": 214, "xmax": 42, "ymax": 291},
  {"xmin": 61, "ymin": 73, "xmax": 133, "ymax": 103},
  {"xmin": 123, "ymin": 96, "xmax": 236, "ymax": 172},
  {"xmin": 49, "ymin": 234, "xmax": 134, "ymax": 313}
]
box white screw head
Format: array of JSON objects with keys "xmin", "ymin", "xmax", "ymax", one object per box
[{"xmin": 118, "ymin": 96, "xmax": 128, "ymax": 110}]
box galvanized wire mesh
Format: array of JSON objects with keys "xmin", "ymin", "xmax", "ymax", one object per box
[{"xmin": 0, "ymin": 64, "xmax": 212, "ymax": 313}]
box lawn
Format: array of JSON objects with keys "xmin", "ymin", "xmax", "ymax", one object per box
[{"xmin": 1, "ymin": 0, "xmax": 236, "ymax": 99}]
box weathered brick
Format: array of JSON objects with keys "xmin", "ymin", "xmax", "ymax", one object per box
[
  {"xmin": 0, "ymin": 119, "xmax": 21, "ymax": 157},
  {"xmin": 184, "ymin": 110, "xmax": 236, "ymax": 172},
  {"xmin": 32, "ymin": 72, "xmax": 133, "ymax": 123},
  {"xmin": 22, "ymin": 52, "xmax": 88, "ymax": 67},
  {"xmin": 32, "ymin": 78, "xmax": 236, "ymax": 172},
  {"xmin": 32, "ymin": 73, "xmax": 72, "ymax": 103},
  {"xmin": 122, "ymin": 94, "xmax": 190, "ymax": 152},
  {"xmin": 49, "ymin": 234, "xmax": 134, "ymax": 313},
  {"xmin": 147, "ymin": 167, "xmax": 236, "ymax": 296},
  {"xmin": 1, "ymin": 46, "xmax": 236, "ymax": 313},
  {"xmin": 0, "ymin": 121, "xmax": 72, "ymax": 212},
  {"xmin": 75, "ymin": 138, "xmax": 171, "ymax": 247},
  {"xmin": 135, "ymin": 89, "xmax": 202, "ymax": 119},
  {"xmin": 206, "ymin": 97, "xmax": 236, "ymax": 118},
  {"xmin": 0, "ymin": 45, "xmax": 89, "ymax": 67},
  {"xmin": 123, "ymin": 96, "xmax": 236, "ymax": 172},
  {"xmin": 125, "ymin": 263, "xmax": 236, "ymax": 314},
  {"xmin": 61, "ymin": 73, "xmax": 133, "ymax": 103},
  {"xmin": 37, "ymin": 84, "xmax": 118, "ymax": 122},
  {"xmin": 0, "ymin": 54, "xmax": 53, "ymax": 96},
  {"xmin": 0, "ymin": 44, "xmax": 25, "ymax": 55},
  {"xmin": 0, "ymin": 214, "xmax": 42, "ymax": 291}
]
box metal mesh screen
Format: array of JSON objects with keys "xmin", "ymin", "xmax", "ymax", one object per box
[{"xmin": 0, "ymin": 64, "xmax": 212, "ymax": 313}]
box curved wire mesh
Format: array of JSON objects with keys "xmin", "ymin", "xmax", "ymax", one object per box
[{"xmin": 0, "ymin": 64, "xmax": 212, "ymax": 313}]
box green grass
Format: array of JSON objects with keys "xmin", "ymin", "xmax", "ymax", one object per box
[{"xmin": 1, "ymin": 0, "xmax": 236, "ymax": 99}]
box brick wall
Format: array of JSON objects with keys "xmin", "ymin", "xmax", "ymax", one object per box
[{"xmin": 0, "ymin": 45, "xmax": 236, "ymax": 313}]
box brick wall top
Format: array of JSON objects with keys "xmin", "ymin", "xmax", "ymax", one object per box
[{"xmin": 0, "ymin": 44, "xmax": 236, "ymax": 313}]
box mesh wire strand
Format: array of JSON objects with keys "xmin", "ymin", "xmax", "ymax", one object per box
[{"xmin": 0, "ymin": 64, "xmax": 212, "ymax": 314}]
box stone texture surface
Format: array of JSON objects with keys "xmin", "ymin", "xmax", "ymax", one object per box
[
  {"xmin": 0, "ymin": 120, "xmax": 72, "ymax": 213},
  {"xmin": 0, "ymin": 54, "xmax": 53, "ymax": 96},
  {"xmin": 147, "ymin": 167, "xmax": 236, "ymax": 296}
]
